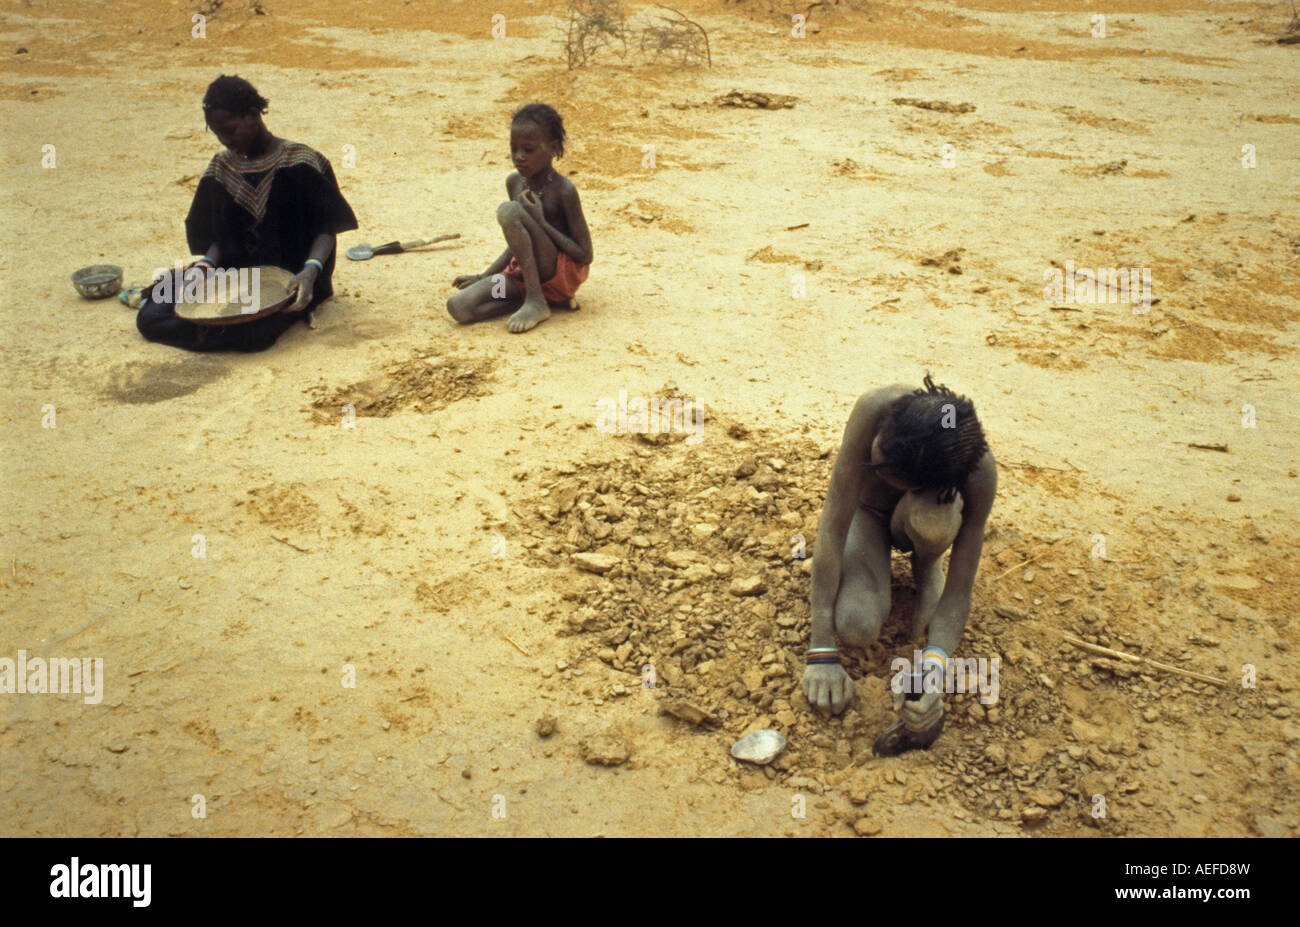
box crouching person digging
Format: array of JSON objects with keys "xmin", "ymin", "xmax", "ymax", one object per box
[{"xmin": 801, "ymin": 376, "xmax": 997, "ymax": 755}]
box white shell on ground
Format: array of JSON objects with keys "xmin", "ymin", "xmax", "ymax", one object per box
[{"xmin": 730, "ymin": 729, "xmax": 788, "ymax": 765}]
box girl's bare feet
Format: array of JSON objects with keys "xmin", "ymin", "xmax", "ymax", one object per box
[{"xmin": 507, "ymin": 297, "xmax": 550, "ymax": 333}]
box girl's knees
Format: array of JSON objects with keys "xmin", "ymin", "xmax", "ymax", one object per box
[{"xmin": 497, "ymin": 200, "xmax": 524, "ymax": 225}]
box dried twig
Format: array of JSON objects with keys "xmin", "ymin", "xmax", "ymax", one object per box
[
  {"xmin": 1002, "ymin": 460, "xmax": 1069, "ymax": 473},
  {"xmin": 271, "ymin": 535, "xmax": 311, "ymax": 553},
  {"xmin": 990, "ymin": 540, "xmax": 1060, "ymax": 582},
  {"xmin": 1064, "ymin": 636, "xmax": 1228, "ymax": 687},
  {"xmin": 503, "ymin": 635, "xmax": 532, "ymax": 657},
  {"xmin": 1187, "ymin": 442, "xmax": 1229, "ymax": 453}
]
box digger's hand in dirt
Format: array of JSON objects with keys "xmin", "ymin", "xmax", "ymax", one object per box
[
  {"xmin": 287, "ymin": 264, "xmax": 319, "ymax": 312},
  {"xmin": 892, "ymin": 687, "xmax": 944, "ymax": 733},
  {"xmin": 802, "ymin": 663, "xmax": 853, "ymax": 714},
  {"xmin": 452, "ymin": 273, "xmax": 484, "ymax": 289}
]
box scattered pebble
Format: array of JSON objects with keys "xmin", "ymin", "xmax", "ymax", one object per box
[
  {"xmin": 573, "ymin": 552, "xmax": 619, "ymax": 574},
  {"xmin": 1031, "ymin": 789, "xmax": 1066, "ymax": 808},
  {"xmin": 660, "ymin": 698, "xmax": 716, "ymax": 727},
  {"xmin": 854, "ymin": 818, "xmax": 882, "ymax": 836},
  {"xmin": 1021, "ymin": 807, "xmax": 1048, "ymax": 826},
  {"xmin": 580, "ymin": 732, "xmax": 631, "ymax": 767},
  {"xmin": 729, "ymin": 575, "xmax": 767, "ymax": 597},
  {"xmin": 536, "ymin": 715, "xmax": 557, "ymax": 738},
  {"xmin": 730, "ymin": 729, "xmax": 787, "ymax": 765}
]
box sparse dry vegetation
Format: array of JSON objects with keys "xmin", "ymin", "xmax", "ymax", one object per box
[{"xmin": 565, "ymin": 0, "xmax": 711, "ymax": 68}]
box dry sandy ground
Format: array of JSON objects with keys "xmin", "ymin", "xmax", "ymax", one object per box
[{"xmin": 1, "ymin": 0, "xmax": 1297, "ymax": 837}]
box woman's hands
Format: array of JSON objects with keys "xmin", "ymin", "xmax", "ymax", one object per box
[{"xmin": 287, "ymin": 262, "xmax": 320, "ymax": 312}]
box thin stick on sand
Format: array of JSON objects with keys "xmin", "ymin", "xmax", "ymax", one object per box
[
  {"xmin": 990, "ymin": 540, "xmax": 1060, "ymax": 582},
  {"xmin": 1064, "ymin": 635, "xmax": 1228, "ymax": 687},
  {"xmin": 503, "ymin": 635, "xmax": 532, "ymax": 657}
]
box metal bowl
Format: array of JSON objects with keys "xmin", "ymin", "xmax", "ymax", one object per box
[{"xmin": 71, "ymin": 264, "xmax": 123, "ymax": 299}]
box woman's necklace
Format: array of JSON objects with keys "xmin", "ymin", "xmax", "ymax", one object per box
[{"xmin": 233, "ymin": 135, "xmax": 281, "ymax": 166}]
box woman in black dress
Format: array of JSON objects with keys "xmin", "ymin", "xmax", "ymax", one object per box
[{"xmin": 138, "ymin": 75, "xmax": 357, "ymax": 352}]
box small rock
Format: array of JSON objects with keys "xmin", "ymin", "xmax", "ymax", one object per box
[
  {"xmin": 1142, "ymin": 707, "xmax": 1159, "ymax": 722},
  {"xmin": 461, "ymin": 768, "xmax": 472, "ymax": 779},
  {"xmin": 985, "ymin": 743, "xmax": 1007, "ymax": 767},
  {"xmin": 1031, "ymin": 789, "xmax": 1066, "ymax": 808},
  {"xmin": 580, "ymin": 732, "xmax": 631, "ymax": 766},
  {"xmin": 854, "ymin": 818, "xmax": 882, "ymax": 836},
  {"xmin": 730, "ymin": 729, "xmax": 787, "ymax": 765},
  {"xmin": 1021, "ymin": 806, "xmax": 1049, "ymax": 826},
  {"xmin": 682, "ymin": 563, "xmax": 713, "ymax": 584},
  {"xmin": 107, "ymin": 742, "xmax": 130, "ymax": 754},
  {"xmin": 729, "ymin": 575, "xmax": 767, "ymax": 597},
  {"xmin": 665, "ymin": 550, "xmax": 700, "ymax": 569},
  {"xmin": 734, "ymin": 457, "xmax": 758, "ymax": 478},
  {"xmin": 1254, "ymin": 815, "xmax": 1290, "ymax": 838},
  {"xmin": 1226, "ymin": 493, "xmax": 1241, "ymax": 502},
  {"xmin": 536, "ymin": 715, "xmax": 557, "ymax": 737},
  {"xmin": 659, "ymin": 698, "xmax": 716, "ymax": 727},
  {"xmin": 573, "ymin": 552, "xmax": 618, "ymax": 574}
]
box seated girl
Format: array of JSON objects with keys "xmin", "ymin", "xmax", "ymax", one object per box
[{"xmin": 447, "ymin": 103, "xmax": 593, "ymax": 334}]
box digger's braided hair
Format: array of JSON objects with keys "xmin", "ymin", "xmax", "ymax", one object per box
[{"xmin": 867, "ymin": 374, "xmax": 988, "ymax": 503}]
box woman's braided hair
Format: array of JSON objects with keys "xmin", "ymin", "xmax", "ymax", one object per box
[{"xmin": 202, "ymin": 75, "xmax": 269, "ymax": 115}]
